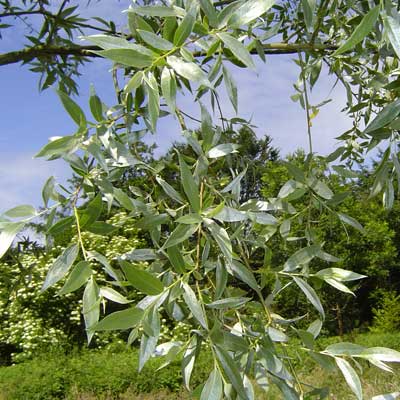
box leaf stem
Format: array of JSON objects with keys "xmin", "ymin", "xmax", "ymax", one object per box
[{"xmin": 73, "ymin": 206, "xmax": 87, "ymax": 261}]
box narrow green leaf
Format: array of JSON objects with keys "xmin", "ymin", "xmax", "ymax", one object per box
[
  {"xmin": 139, "ymin": 333, "xmax": 158, "ymax": 371},
  {"xmin": 182, "ymin": 335, "xmax": 199, "ymax": 389},
  {"xmin": 200, "ymin": 368, "xmax": 223, "ymax": 400},
  {"xmin": 3, "ymin": 205, "xmax": 36, "ymax": 218},
  {"xmin": 145, "ymin": 72, "xmax": 159, "ymax": 132},
  {"xmin": 359, "ymin": 347, "xmax": 400, "ymax": 363},
  {"xmin": 163, "ymin": 223, "xmax": 198, "ymax": 249},
  {"xmin": 128, "ymin": 13, "xmax": 154, "ymax": 36},
  {"xmin": 176, "ymin": 213, "xmax": 203, "ymax": 224},
  {"xmin": 228, "ymin": 260, "xmax": 259, "ymax": 292},
  {"xmin": 86, "ymin": 222, "xmax": 117, "ymax": 235},
  {"xmin": 364, "ymin": 98, "xmax": 400, "ymax": 134},
  {"xmin": 200, "ymin": 102, "xmax": 214, "ymax": 150},
  {"xmin": 42, "ymin": 244, "xmax": 79, "ymax": 291},
  {"xmin": 207, "ymin": 297, "xmax": 250, "ymax": 309},
  {"xmin": 174, "ymin": 7, "xmax": 196, "ymax": 46},
  {"xmin": 294, "ymin": 277, "xmax": 325, "ymax": 318},
  {"xmin": 338, "ymin": 212, "xmax": 365, "ymax": 233},
  {"xmin": 92, "ymin": 307, "xmax": 143, "ymax": 331},
  {"xmin": 135, "ymin": 214, "xmax": 169, "ymax": 230},
  {"xmin": 85, "ymin": 35, "xmax": 154, "ymax": 54},
  {"xmin": 100, "ymin": 287, "xmax": 131, "ymax": 304},
  {"xmin": 35, "ymin": 136, "xmax": 79, "ymax": 159},
  {"xmin": 167, "ymin": 56, "xmax": 211, "ymax": 86},
  {"xmin": 307, "ymin": 177, "xmax": 333, "ymax": 199},
  {"xmin": 199, "ymin": 0, "xmax": 219, "ymax": 28},
  {"xmin": 205, "ymin": 219, "xmax": 232, "ymax": 263},
  {"xmin": 372, "ymin": 393, "xmax": 400, "ymax": 400},
  {"xmin": 250, "ymin": 212, "xmax": 278, "ymax": 225},
  {"xmin": 163, "ymin": 16, "xmax": 178, "ymax": 41},
  {"xmin": 325, "ymin": 342, "xmax": 365, "ymax": 356},
  {"xmin": 182, "ymin": 282, "xmax": 208, "ymax": 329},
  {"xmin": 123, "ymin": 248, "xmax": 158, "ymax": 262},
  {"xmin": 120, "ymin": 260, "xmax": 164, "ymax": 295},
  {"xmin": 223, "ymin": 65, "xmax": 238, "ymax": 113},
  {"xmin": 156, "ymin": 176, "xmax": 185, "ymax": 204},
  {"xmin": 221, "ymin": 169, "xmax": 246, "ymax": 193},
  {"xmin": 138, "ymin": 29, "xmax": 174, "ymax": 51},
  {"xmin": 383, "ymin": 13, "xmax": 400, "ymax": 60},
  {"xmin": 95, "ymin": 49, "xmax": 154, "ymax": 68},
  {"xmin": 207, "ymin": 143, "xmax": 240, "ymax": 158},
  {"xmin": 308, "ymin": 319, "xmax": 323, "ymax": 338},
  {"xmin": 167, "ymin": 246, "xmax": 186, "ymax": 273},
  {"xmin": 335, "ymin": 358, "xmax": 363, "ymax": 400},
  {"xmin": 301, "ymin": 0, "xmax": 316, "ymax": 31},
  {"xmin": 83, "ymin": 278, "xmax": 100, "ymax": 342},
  {"xmin": 58, "ymin": 261, "xmax": 92, "ymax": 295},
  {"xmin": 47, "ymin": 216, "xmax": 74, "ymax": 236},
  {"xmin": 268, "ymin": 326, "xmax": 288, "ymax": 342},
  {"xmin": 88, "ymin": 251, "xmax": 120, "ymax": 281},
  {"xmin": 124, "ymin": 71, "xmax": 144, "ymax": 93},
  {"xmin": 87, "ymin": 142, "xmax": 108, "ymax": 173},
  {"xmin": 217, "ymin": 32, "xmax": 255, "ymax": 70},
  {"xmin": 179, "ymin": 154, "xmax": 200, "ymax": 212},
  {"xmin": 214, "ymin": 206, "xmax": 247, "ymax": 223},
  {"xmin": 128, "ymin": 6, "xmax": 184, "ymax": 18},
  {"xmin": 0, "ymin": 222, "xmax": 25, "ymax": 259},
  {"xmin": 316, "ymin": 268, "xmax": 366, "ymax": 282},
  {"xmin": 42, "ymin": 176, "xmax": 57, "ymax": 207},
  {"xmin": 216, "ymin": 261, "xmax": 227, "ymax": 299},
  {"xmin": 228, "ymin": 0, "xmax": 276, "ymax": 28},
  {"xmin": 283, "ymin": 244, "xmax": 320, "ymax": 271},
  {"xmin": 113, "ymin": 188, "xmax": 135, "ymax": 211},
  {"xmin": 161, "ymin": 68, "xmax": 177, "ymax": 113},
  {"xmin": 323, "ymin": 278, "xmax": 354, "ymax": 295},
  {"xmin": 79, "ymin": 193, "xmax": 103, "ymax": 229},
  {"xmin": 333, "ymin": 5, "xmax": 380, "ymax": 56},
  {"xmin": 89, "ymin": 85, "xmax": 103, "ymax": 121},
  {"xmin": 214, "ymin": 346, "xmax": 247, "ymax": 399},
  {"xmin": 57, "ymin": 90, "xmax": 86, "ymax": 126}
]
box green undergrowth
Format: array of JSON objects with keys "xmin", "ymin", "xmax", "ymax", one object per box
[{"xmin": 0, "ymin": 333, "xmax": 399, "ymax": 399}]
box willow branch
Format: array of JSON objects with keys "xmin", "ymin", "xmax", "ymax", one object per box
[
  {"xmin": 0, "ymin": 10, "xmax": 42, "ymax": 18},
  {"xmin": 0, "ymin": 44, "xmax": 100, "ymax": 66},
  {"xmin": 0, "ymin": 41, "xmax": 338, "ymax": 67}
]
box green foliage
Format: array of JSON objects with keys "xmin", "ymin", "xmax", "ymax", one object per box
[
  {"xmin": 0, "ymin": 212, "xmax": 145, "ymax": 363},
  {"xmin": 0, "ymin": 334, "xmax": 399, "ymax": 400},
  {"xmin": 4, "ymin": 0, "xmax": 400, "ymax": 398},
  {"xmin": 370, "ymin": 291, "xmax": 400, "ymax": 334},
  {"xmin": 0, "ymin": 346, "xmax": 210, "ymax": 399}
]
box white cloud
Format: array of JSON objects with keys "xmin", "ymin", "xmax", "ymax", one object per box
[
  {"xmin": 148, "ymin": 56, "xmax": 352, "ymax": 157},
  {"xmin": 0, "ymin": 153, "xmax": 70, "ymax": 213}
]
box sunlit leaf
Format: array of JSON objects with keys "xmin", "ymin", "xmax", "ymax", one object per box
[
  {"xmin": 58, "ymin": 261, "xmax": 92, "ymax": 295},
  {"xmin": 217, "ymin": 32, "xmax": 255, "ymax": 70},
  {"xmin": 0, "ymin": 222, "xmax": 25, "ymax": 259},
  {"xmin": 42, "ymin": 244, "xmax": 79, "ymax": 291},
  {"xmin": 294, "ymin": 277, "xmax": 324, "ymax": 318},
  {"xmin": 333, "ymin": 5, "xmax": 380, "ymax": 56},
  {"xmin": 120, "ymin": 260, "xmax": 164, "ymax": 295},
  {"xmin": 335, "ymin": 357, "xmax": 362, "ymax": 400},
  {"xmin": 228, "ymin": 0, "xmax": 276, "ymax": 28},
  {"xmin": 92, "ymin": 307, "xmax": 143, "ymax": 331}
]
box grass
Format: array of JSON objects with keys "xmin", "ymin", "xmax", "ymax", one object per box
[{"xmin": 0, "ymin": 333, "xmax": 399, "ymax": 399}]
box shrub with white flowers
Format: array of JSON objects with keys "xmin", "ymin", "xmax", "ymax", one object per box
[{"xmin": 0, "ymin": 211, "xmax": 144, "ymax": 363}]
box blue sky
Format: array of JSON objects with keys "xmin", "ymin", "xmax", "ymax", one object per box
[{"xmin": 0, "ymin": 1, "xmax": 351, "ymax": 214}]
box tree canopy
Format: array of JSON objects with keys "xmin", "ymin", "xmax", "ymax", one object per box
[{"xmin": 2, "ymin": 0, "xmax": 400, "ymax": 399}]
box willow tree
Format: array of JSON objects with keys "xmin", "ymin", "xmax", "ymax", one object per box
[{"xmin": 2, "ymin": 0, "xmax": 400, "ymax": 398}]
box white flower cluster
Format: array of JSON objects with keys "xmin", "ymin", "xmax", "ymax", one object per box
[{"xmin": 0, "ymin": 211, "xmax": 145, "ymax": 363}]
